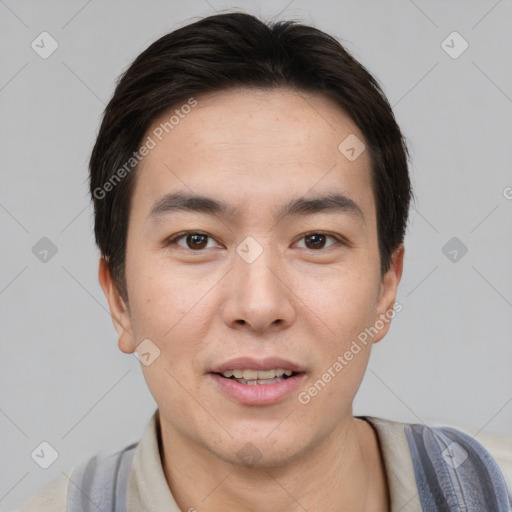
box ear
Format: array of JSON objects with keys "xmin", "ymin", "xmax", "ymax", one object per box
[
  {"xmin": 98, "ymin": 257, "xmax": 136, "ymax": 354},
  {"xmin": 372, "ymin": 244, "xmax": 405, "ymax": 344}
]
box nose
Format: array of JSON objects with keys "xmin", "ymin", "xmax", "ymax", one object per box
[{"xmin": 221, "ymin": 238, "xmax": 296, "ymax": 333}]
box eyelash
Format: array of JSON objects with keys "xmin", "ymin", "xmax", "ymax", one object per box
[{"xmin": 164, "ymin": 230, "xmax": 345, "ymax": 251}]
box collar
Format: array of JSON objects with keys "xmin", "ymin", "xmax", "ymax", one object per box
[
  {"xmin": 127, "ymin": 409, "xmax": 421, "ymax": 512},
  {"xmin": 362, "ymin": 416, "xmax": 421, "ymax": 511}
]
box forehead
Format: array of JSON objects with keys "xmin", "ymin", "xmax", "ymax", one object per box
[{"xmin": 131, "ymin": 87, "xmax": 374, "ymax": 224}]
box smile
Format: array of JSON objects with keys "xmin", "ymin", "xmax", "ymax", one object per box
[
  {"xmin": 209, "ymin": 370, "xmax": 306, "ymax": 405},
  {"xmin": 219, "ymin": 368, "xmax": 295, "ymax": 385}
]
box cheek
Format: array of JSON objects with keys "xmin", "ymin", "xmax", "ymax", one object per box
[
  {"xmin": 127, "ymin": 252, "xmax": 201, "ymax": 334},
  {"xmin": 126, "ymin": 254, "xmax": 216, "ymax": 375},
  {"xmin": 295, "ymin": 262, "xmax": 379, "ymax": 395},
  {"xmin": 298, "ymin": 262, "xmax": 380, "ymax": 336},
  {"xmin": 128, "ymin": 266, "xmax": 209, "ymax": 413}
]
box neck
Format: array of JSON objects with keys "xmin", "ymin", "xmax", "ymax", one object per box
[{"xmin": 158, "ymin": 414, "xmax": 389, "ymax": 512}]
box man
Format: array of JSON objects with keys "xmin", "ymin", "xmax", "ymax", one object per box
[{"xmin": 20, "ymin": 12, "xmax": 511, "ymax": 512}]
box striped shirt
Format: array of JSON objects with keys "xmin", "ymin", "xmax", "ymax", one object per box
[{"xmin": 19, "ymin": 409, "xmax": 511, "ymax": 512}]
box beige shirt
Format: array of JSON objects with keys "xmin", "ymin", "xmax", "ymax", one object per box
[{"xmin": 19, "ymin": 409, "xmax": 423, "ymax": 512}]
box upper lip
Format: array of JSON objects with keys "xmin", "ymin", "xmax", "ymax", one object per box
[{"xmin": 210, "ymin": 356, "xmax": 305, "ymax": 374}]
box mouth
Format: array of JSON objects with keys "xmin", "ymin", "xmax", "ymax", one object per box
[
  {"xmin": 211, "ymin": 368, "xmax": 303, "ymax": 385},
  {"xmin": 208, "ymin": 358, "xmax": 307, "ymax": 405}
]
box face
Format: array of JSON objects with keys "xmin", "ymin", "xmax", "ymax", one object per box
[{"xmin": 100, "ymin": 87, "xmax": 403, "ymax": 468}]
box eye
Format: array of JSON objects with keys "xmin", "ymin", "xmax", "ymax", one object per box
[
  {"xmin": 164, "ymin": 230, "xmax": 344, "ymax": 252},
  {"xmin": 294, "ymin": 232, "xmax": 341, "ymax": 250},
  {"xmin": 165, "ymin": 231, "xmax": 220, "ymax": 250}
]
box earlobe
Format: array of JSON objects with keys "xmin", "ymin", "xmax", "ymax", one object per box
[{"xmin": 97, "ymin": 257, "xmax": 136, "ymax": 354}]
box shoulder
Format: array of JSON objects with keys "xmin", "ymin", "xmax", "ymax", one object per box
[
  {"xmin": 17, "ymin": 442, "xmax": 139, "ymax": 512},
  {"xmin": 365, "ymin": 416, "xmax": 512, "ymax": 511},
  {"xmin": 18, "ymin": 472, "xmax": 70, "ymax": 512}
]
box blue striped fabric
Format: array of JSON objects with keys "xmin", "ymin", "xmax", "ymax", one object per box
[
  {"xmin": 66, "ymin": 442, "xmax": 137, "ymax": 512},
  {"xmin": 65, "ymin": 425, "xmax": 511, "ymax": 511},
  {"xmin": 405, "ymin": 424, "xmax": 512, "ymax": 511}
]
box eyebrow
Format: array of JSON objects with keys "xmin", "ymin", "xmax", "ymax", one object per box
[{"xmin": 148, "ymin": 191, "xmax": 365, "ymax": 223}]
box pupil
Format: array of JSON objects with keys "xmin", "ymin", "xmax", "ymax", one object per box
[{"xmin": 306, "ymin": 234, "xmax": 325, "ymax": 249}]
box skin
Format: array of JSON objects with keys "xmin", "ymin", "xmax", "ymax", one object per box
[{"xmin": 99, "ymin": 87, "xmax": 404, "ymax": 512}]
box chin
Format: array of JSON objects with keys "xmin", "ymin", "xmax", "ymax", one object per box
[{"xmin": 208, "ymin": 428, "xmax": 314, "ymax": 469}]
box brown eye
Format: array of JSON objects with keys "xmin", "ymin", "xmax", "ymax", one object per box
[
  {"xmin": 296, "ymin": 232, "xmax": 339, "ymax": 250},
  {"xmin": 166, "ymin": 231, "xmax": 218, "ymax": 250},
  {"xmin": 186, "ymin": 233, "xmax": 208, "ymax": 249},
  {"xmin": 304, "ymin": 233, "xmax": 327, "ymax": 249}
]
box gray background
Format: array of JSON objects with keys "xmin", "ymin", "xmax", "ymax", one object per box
[{"xmin": 1, "ymin": 0, "xmax": 511, "ymax": 509}]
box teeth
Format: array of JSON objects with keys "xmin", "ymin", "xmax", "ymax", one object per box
[
  {"xmin": 221, "ymin": 368, "xmax": 294, "ymax": 380},
  {"xmin": 236, "ymin": 377, "xmax": 285, "ymax": 385}
]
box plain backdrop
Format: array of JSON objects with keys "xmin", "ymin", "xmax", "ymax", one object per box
[{"xmin": 1, "ymin": 0, "xmax": 511, "ymax": 509}]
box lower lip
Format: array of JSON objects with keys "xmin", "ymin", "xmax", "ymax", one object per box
[{"xmin": 209, "ymin": 372, "xmax": 306, "ymax": 405}]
